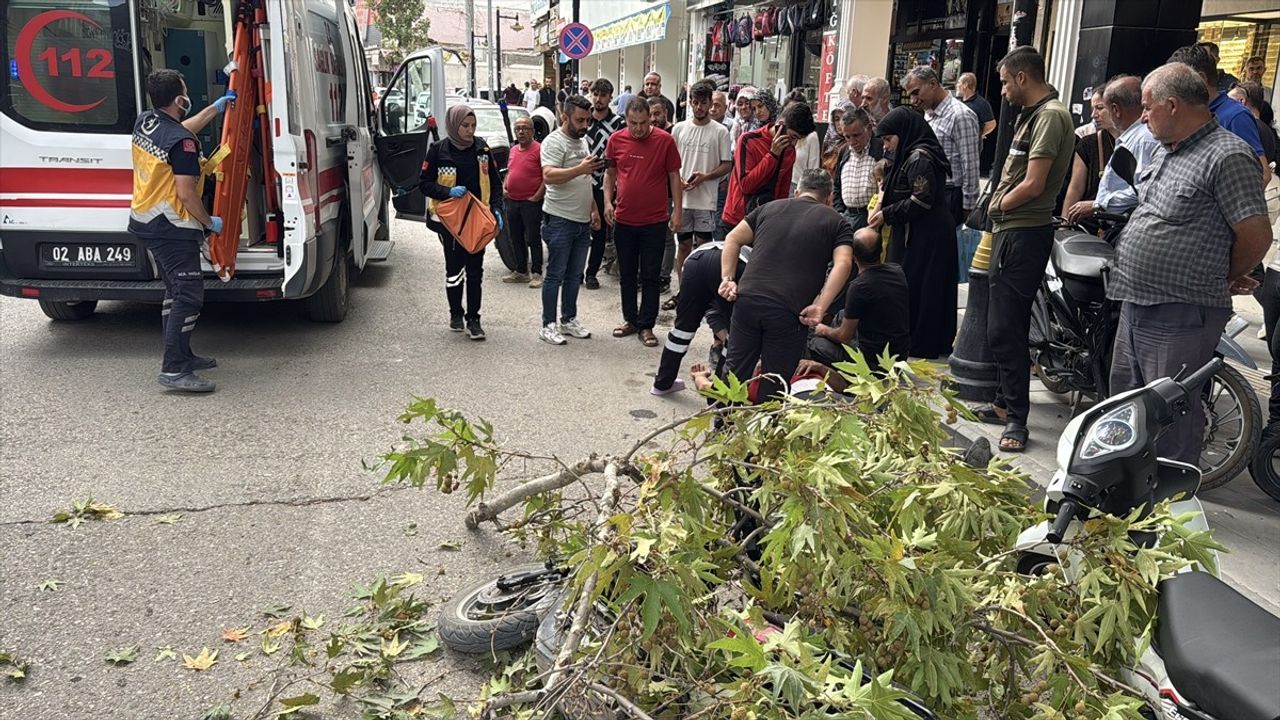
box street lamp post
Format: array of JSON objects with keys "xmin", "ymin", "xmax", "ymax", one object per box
[{"xmin": 495, "ymin": 10, "xmax": 523, "ymax": 94}]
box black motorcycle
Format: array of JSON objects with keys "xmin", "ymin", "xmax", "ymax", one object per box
[{"xmin": 1028, "ymin": 212, "xmax": 1262, "ymax": 490}]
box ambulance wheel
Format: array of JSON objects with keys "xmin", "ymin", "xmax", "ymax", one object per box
[
  {"xmin": 306, "ymin": 252, "xmax": 350, "ymax": 323},
  {"xmin": 39, "ymin": 300, "xmax": 97, "ymax": 321}
]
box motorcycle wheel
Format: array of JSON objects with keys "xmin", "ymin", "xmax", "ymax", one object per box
[
  {"xmin": 1248, "ymin": 422, "xmax": 1280, "ymax": 502},
  {"xmin": 438, "ymin": 564, "xmax": 565, "ymax": 654},
  {"xmin": 1198, "ymin": 363, "xmax": 1262, "ymax": 490}
]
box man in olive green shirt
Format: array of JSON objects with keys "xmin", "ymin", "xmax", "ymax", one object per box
[{"xmin": 976, "ymin": 46, "xmax": 1074, "ymax": 453}]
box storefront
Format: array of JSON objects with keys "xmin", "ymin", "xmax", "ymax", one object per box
[
  {"xmin": 1197, "ymin": 3, "xmax": 1279, "ymax": 103},
  {"xmin": 694, "ymin": 1, "xmax": 835, "ymax": 103}
]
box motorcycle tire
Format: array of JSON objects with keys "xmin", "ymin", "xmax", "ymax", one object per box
[
  {"xmin": 1198, "ymin": 363, "xmax": 1262, "ymax": 490},
  {"xmin": 1248, "ymin": 422, "xmax": 1280, "ymax": 502},
  {"xmin": 438, "ymin": 564, "xmax": 565, "ymax": 655},
  {"xmin": 533, "ymin": 605, "xmax": 619, "ymax": 720}
]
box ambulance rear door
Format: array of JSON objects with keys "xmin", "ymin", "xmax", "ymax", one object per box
[
  {"xmin": 374, "ymin": 47, "xmax": 444, "ymax": 222},
  {"xmin": 336, "ymin": 7, "xmax": 384, "ymax": 267}
]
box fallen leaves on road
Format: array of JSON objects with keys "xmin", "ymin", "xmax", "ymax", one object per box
[
  {"xmin": 105, "ymin": 645, "xmax": 139, "ymax": 666},
  {"xmin": 260, "ymin": 604, "xmax": 291, "ymax": 619},
  {"xmin": 155, "ymin": 513, "xmax": 183, "ymax": 525},
  {"xmin": 390, "ymin": 571, "xmax": 423, "ymax": 588},
  {"xmin": 38, "ymin": 579, "xmax": 64, "ymax": 592},
  {"xmin": 300, "ymin": 614, "xmax": 325, "ymax": 630},
  {"xmin": 264, "ymin": 619, "xmax": 294, "ymax": 639},
  {"xmin": 0, "ymin": 651, "xmax": 29, "ymax": 681},
  {"xmin": 437, "ymin": 540, "xmax": 463, "ymax": 551},
  {"xmin": 221, "ymin": 627, "xmax": 250, "ymax": 643},
  {"xmin": 182, "ymin": 647, "xmax": 218, "ymax": 671},
  {"xmin": 51, "ymin": 498, "xmax": 124, "ymax": 528},
  {"xmin": 154, "ymin": 646, "xmax": 177, "ymax": 663},
  {"xmin": 276, "ymin": 692, "xmax": 319, "ymax": 716}
]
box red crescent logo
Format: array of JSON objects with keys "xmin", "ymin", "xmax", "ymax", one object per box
[{"xmin": 16, "ymin": 10, "xmax": 108, "ymax": 114}]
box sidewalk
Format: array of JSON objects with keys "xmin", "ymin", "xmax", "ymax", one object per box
[{"xmin": 948, "ymin": 284, "xmax": 1280, "ymax": 616}]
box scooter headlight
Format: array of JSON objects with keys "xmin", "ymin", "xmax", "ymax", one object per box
[{"xmin": 1080, "ymin": 402, "xmax": 1138, "ymax": 460}]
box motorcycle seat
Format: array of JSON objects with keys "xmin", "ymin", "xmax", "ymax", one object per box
[
  {"xmin": 1051, "ymin": 232, "xmax": 1114, "ymax": 280},
  {"xmin": 1156, "ymin": 571, "xmax": 1280, "ymax": 720}
]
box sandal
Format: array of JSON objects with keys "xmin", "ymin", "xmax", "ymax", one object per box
[
  {"xmin": 661, "ymin": 294, "xmax": 679, "ymax": 311},
  {"xmin": 613, "ymin": 323, "xmax": 637, "ymax": 338},
  {"xmin": 999, "ymin": 423, "xmax": 1029, "ymax": 453},
  {"xmin": 638, "ymin": 329, "xmax": 658, "ymax": 347},
  {"xmin": 971, "ymin": 403, "xmax": 1009, "ymax": 426}
]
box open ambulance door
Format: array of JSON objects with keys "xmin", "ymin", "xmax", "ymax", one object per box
[
  {"xmin": 338, "ymin": 10, "xmax": 385, "ymax": 267},
  {"xmin": 375, "ymin": 48, "xmax": 445, "ymax": 222}
]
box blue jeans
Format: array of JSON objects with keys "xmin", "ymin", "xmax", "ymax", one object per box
[
  {"xmin": 957, "ymin": 226, "xmax": 982, "ymax": 283},
  {"xmin": 541, "ymin": 214, "xmax": 591, "ymax": 326}
]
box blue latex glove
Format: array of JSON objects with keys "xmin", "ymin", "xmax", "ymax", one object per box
[
  {"xmin": 494, "ymin": 209, "xmax": 504, "ymax": 231},
  {"xmin": 208, "ymin": 216, "xmax": 224, "ymax": 234},
  {"xmin": 213, "ymin": 89, "xmax": 237, "ymax": 112},
  {"xmin": 448, "ymin": 186, "xmax": 468, "ymax": 199}
]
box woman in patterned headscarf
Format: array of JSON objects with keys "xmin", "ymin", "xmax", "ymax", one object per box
[
  {"xmin": 419, "ymin": 103, "xmax": 505, "ymax": 340},
  {"xmin": 868, "ymin": 106, "xmax": 957, "ymax": 360}
]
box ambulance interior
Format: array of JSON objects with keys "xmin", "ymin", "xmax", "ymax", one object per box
[{"xmin": 139, "ymin": 1, "xmax": 277, "ymax": 255}]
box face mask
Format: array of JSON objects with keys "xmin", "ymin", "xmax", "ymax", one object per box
[{"xmin": 176, "ymin": 95, "xmax": 192, "ymax": 117}]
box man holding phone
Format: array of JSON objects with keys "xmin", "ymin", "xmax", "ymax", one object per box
[
  {"xmin": 671, "ymin": 80, "xmax": 732, "ymax": 299},
  {"xmin": 720, "ymin": 102, "xmax": 813, "ymax": 237},
  {"xmin": 538, "ymin": 95, "xmax": 603, "ymax": 346}
]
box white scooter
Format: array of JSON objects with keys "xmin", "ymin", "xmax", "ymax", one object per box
[{"xmin": 1014, "ymin": 358, "xmax": 1280, "ymax": 720}]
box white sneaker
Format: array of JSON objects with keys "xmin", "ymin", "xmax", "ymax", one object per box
[
  {"xmin": 559, "ymin": 318, "xmax": 591, "ymax": 339},
  {"xmin": 539, "ymin": 323, "xmax": 566, "ymax": 345}
]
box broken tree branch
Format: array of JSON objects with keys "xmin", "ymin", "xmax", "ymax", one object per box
[{"xmin": 465, "ymin": 457, "xmax": 610, "ymax": 529}]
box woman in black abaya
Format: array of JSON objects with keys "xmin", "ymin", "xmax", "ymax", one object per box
[{"xmin": 868, "ymin": 107, "xmax": 958, "ymax": 359}]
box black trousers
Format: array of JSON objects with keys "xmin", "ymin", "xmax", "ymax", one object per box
[
  {"xmin": 614, "ymin": 221, "xmax": 666, "ymax": 330},
  {"xmin": 585, "ymin": 186, "xmax": 609, "ymax": 279},
  {"xmin": 145, "ymin": 235, "xmax": 204, "ymax": 374},
  {"xmin": 507, "ymin": 199, "xmax": 543, "ymax": 275},
  {"xmin": 723, "ymin": 294, "xmax": 807, "ymax": 403},
  {"xmin": 946, "ymin": 186, "xmax": 965, "ymax": 227},
  {"xmin": 438, "ymin": 232, "xmax": 484, "ymax": 322},
  {"xmin": 987, "ymin": 225, "xmax": 1054, "ymax": 426},
  {"xmin": 1260, "ymin": 268, "xmax": 1280, "ymax": 424},
  {"xmin": 654, "ymin": 248, "xmax": 732, "ymax": 390}
]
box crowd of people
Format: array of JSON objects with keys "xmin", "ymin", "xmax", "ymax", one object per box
[{"xmin": 416, "ymin": 45, "xmax": 1278, "ymax": 462}]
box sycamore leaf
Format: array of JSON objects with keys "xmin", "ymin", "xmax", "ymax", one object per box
[
  {"xmin": 265, "ymin": 619, "xmax": 295, "ymax": 638},
  {"xmin": 381, "ymin": 633, "xmax": 409, "ymax": 658},
  {"xmin": 331, "ymin": 667, "xmax": 364, "ymax": 695},
  {"xmin": 276, "ymin": 692, "xmax": 319, "ymax": 716},
  {"xmin": 200, "ymin": 705, "xmax": 233, "ymax": 720},
  {"xmin": 154, "ymin": 646, "xmax": 177, "ymax": 662},
  {"xmin": 708, "ymin": 632, "xmax": 767, "ymax": 671},
  {"xmin": 437, "ymin": 540, "xmax": 463, "ymax": 551},
  {"xmin": 260, "ymin": 637, "xmax": 282, "ymax": 656},
  {"xmin": 261, "ymin": 604, "xmax": 291, "ymax": 619},
  {"xmin": 761, "ymin": 662, "xmax": 815, "ymax": 708},
  {"xmin": 234, "ymin": 651, "xmax": 251, "ymax": 662},
  {"xmin": 1, "ymin": 651, "xmax": 29, "ymax": 681},
  {"xmin": 391, "ymin": 572, "xmax": 424, "ymax": 588},
  {"xmin": 300, "ymin": 614, "xmax": 325, "ymax": 630},
  {"xmin": 325, "ymin": 636, "xmax": 344, "ymax": 658},
  {"xmin": 105, "ymin": 645, "xmax": 140, "ymax": 665},
  {"xmin": 221, "ymin": 627, "xmax": 250, "ymax": 643},
  {"xmin": 39, "ymin": 579, "xmax": 65, "ymax": 592},
  {"xmin": 182, "ymin": 647, "xmax": 218, "ymax": 671},
  {"xmin": 400, "ymin": 634, "xmax": 440, "ymax": 660},
  {"xmin": 155, "ymin": 513, "xmax": 183, "ymax": 525}
]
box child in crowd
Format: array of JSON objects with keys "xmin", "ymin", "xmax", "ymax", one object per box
[{"xmin": 866, "ymin": 159, "xmax": 892, "ymax": 262}]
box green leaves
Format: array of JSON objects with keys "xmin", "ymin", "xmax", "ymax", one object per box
[
  {"xmin": 615, "ymin": 576, "xmax": 690, "ymax": 640},
  {"xmin": 105, "ymin": 645, "xmax": 139, "ymax": 666},
  {"xmin": 51, "ymin": 498, "xmax": 123, "ymax": 528},
  {"xmin": 0, "ymin": 651, "xmax": 29, "ymax": 681}
]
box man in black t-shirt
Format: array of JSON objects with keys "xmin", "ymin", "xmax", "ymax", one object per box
[
  {"xmin": 809, "ymin": 228, "xmax": 911, "ymax": 367},
  {"xmin": 718, "ymin": 168, "xmax": 854, "ymax": 402}
]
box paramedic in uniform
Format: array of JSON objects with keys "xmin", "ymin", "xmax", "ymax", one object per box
[{"xmin": 128, "ymin": 69, "xmax": 235, "ymax": 393}]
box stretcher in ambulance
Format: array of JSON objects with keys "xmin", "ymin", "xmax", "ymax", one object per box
[{"xmin": 0, "ymin": 1, "xmax": 446, "ymax": 322}]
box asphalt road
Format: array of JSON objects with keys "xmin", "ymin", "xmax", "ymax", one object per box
[
  {"xmin": 3, "ymin": 216, "xmax": 1277, "ymax": 719},
  {"xmin": 0, "ymin": 216, "xmax": 716, "ymax": 719}
]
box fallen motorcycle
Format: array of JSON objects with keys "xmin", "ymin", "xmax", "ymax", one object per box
[{"xmin": 1015, "ymin": 357, "xmax": 1280, "ymax": 720}]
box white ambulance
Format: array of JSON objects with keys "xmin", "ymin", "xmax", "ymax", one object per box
[{"xmin": 0, "ymin": 1, "xmax": 446, "ymax": 322}]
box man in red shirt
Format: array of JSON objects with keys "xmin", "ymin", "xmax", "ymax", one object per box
[
  {"xmin": 604, "ymin": 97, "xmax": 684, "ymax": 347},
  {"xmin": 720, "ymin": 102, "xmax": 815, "ymax": 236},
  {"xmin": 501, "ymin": 116, "xmax": 546, "ymax": 286}
]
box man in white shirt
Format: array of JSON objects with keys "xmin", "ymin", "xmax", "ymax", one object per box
[
  {"xmin": 523, "ymin": 81, "xmax": 540, "ymax": 113},
  {"xmin": 672, "ymin": 81, "xmax": 733, "ymax": 294},
  {"xmin": 1066, "ymin": 75, "xmax": 1162, "ymax": 223}
]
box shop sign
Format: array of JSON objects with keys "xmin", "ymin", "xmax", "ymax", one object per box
[
  {"xmin": 592, "ymin": 3, "xmax": 671, "ymax": 54},
  {"xmin": 531, "ymin": 0, "xmax": 550, "ymax": 21},
  {"xmin": 816, "ymin": 30, "xmax": 838, "ymax": 119}
]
